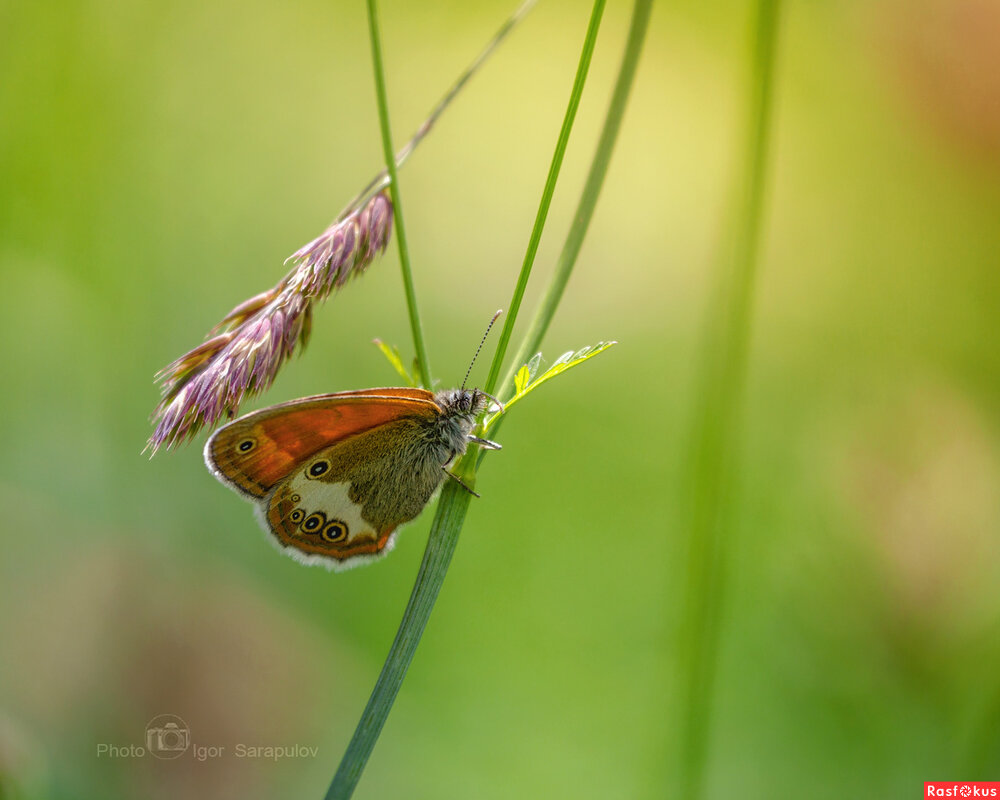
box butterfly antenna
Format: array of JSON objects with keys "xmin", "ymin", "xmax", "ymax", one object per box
[{"xmin": 462, "ymin": 310, "xmax": 503, "ymax": 390}]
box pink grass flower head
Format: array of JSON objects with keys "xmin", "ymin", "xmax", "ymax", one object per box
[{"xmin": 148, "ymin": 191, "xmax": 393, "ymax": 453}]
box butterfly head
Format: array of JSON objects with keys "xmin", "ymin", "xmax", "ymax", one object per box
[
  {"xmin": 433, "ymin": 388, "xmax": 502, "ymax": 454},
  {"xmin": 435, "ymin": 388, "xmax": 501, "ymax": 418},
  {"xmin": 444, "ymin": 310, "xmax": 504, "ymax": 425}
]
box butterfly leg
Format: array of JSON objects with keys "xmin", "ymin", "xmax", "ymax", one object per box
[
  {"xmin": 476, "ymin": 389, "xmax": 504, "ymax": 414},
  {"xmin": 442, "ymin": 467, "xmax": 480, "ymax": 498},
  {"xmin": 467, "ymin": 435, "xmax": 501, "ymax": 451}
]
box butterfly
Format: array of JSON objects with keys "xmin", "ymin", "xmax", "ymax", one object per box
[{"xmin": 204, "ymin": 386, "xmax": 501, "ymax": 569}]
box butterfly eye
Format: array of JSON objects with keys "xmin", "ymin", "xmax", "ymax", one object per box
[
  {"xmin": 321, "ymin": 519, "xmax": 349, "ymax": 543},
  {"xmin": 237, "ymin": 438, "xmax": 256, "ymax": 453},
  {"xmin": 301, "ymin": 512, "xmax": 326, "ymax": 534},
  {"xmin": 289, "ymin": 508, "xmax": 305, "ymax": 524},
  {"xmin": 307, "ymin": 460, "xmax": 330, "ymax": 479}
]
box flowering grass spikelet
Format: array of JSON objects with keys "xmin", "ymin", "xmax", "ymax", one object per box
[
  {"xmin": 148, "ymin": 191, "xmax": 393, "ymax": 453},
  {"xmin": 149, "ymin": 0, "xmax": 534, "ymax": 455}
]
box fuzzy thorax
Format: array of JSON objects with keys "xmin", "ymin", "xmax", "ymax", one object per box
[{"xmin": 431, "ymin": 389, "xmax": 491, "ymax": 458}]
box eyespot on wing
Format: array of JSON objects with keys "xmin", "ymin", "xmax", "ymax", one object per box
[
  {"xmin": 204, "ymin": 390, "xmax": 439, "ymax": 498},
  {"xmin": 263, "ymin": 478, "xmax": 399, "ymax": 569}
]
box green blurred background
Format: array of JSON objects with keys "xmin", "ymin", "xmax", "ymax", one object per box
[{"xmin": 2, "ymin": 0, "xmax": 999, "ymax": 797}]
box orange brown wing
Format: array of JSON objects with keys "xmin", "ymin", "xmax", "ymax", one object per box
[
  {"xmin": 259, "ymin": 418, "xmax": 447, "ymax": 570},
  {"xmin": 204, "ymin": 389, "xmax": 438, "ymax": 498}
]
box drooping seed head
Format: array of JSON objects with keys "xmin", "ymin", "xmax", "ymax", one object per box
[{"xmin": 147, "ymin": 191, "xmax": 393, "ymax": 453}]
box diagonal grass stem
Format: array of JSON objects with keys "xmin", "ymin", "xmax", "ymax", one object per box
[
  {"xmin": 482, "ymin": 0, "xmax": 608, "ymax": 398},
  {"xmin": 324, "ymin": 481, "xmax": 472, "ymax": 800},
  {"xmin": 481, "ymin": 0, "xmax": 654, "ymax": 469},
  {"xmin": 490, "ymin": 0, "xmax": 652, "ymax": 440}
]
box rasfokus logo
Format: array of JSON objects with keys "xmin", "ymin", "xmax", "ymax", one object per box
[{"xmin": 926, "ymin": 783, "xmax": 1000, "ymax": 797}]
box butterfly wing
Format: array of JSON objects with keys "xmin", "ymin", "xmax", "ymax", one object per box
[
  {"xmin": 263, "ymin": 417, "xmax": 449, "ymax": 569},
  {"xmin": 204, "ymin": 388, "xmax": 437, "ymax": 498},
  {"xmin": 205, "ymin": 388, "xmax": 446, "ymax": 569}
]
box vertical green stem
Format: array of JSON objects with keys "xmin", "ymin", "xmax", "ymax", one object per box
[
  {"xmin": 482, "ymin": 0, "xmax": 607, "ymax": 397},
  {"xmin": 673, "ymin": 1, "xmax": 782, "ymax": 798},
  {"xmin": 367, "ymin": 0, "xmax": 433, "ymax": 388}
]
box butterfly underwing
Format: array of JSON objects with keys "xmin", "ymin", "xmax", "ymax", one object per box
[{"xmin": 204, "ymin": 387, "xmax": 498, "ymax": 569}]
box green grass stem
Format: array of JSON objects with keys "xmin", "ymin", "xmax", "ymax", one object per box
[
  {"xmin": 342, "ymin": 0, "xmax": 538, "ymax": 220},
  {"xmin": 672, "ymin": 1, "xmax": 782, "ymax": 798},
  {"xmin": 482, "ymin": 0, "xmax": 608, "ymax": 398},
  {"xmin": 366, "ymin": 0, "xmax": 433, "ymax": 388},
  {"xmin": 493, "ymin": 0, "xmax": 652, "ymax": 425},
  {"xmin": 481, "ymin": 0, "xmax": 653, "ymax": 469},
  {"xmin": 323, "ymin": 2, "xmax": 610, "ymax": 797},
  {"xmin": 324, "ymin": 481, "xmax": 472, "ymax": 800}
]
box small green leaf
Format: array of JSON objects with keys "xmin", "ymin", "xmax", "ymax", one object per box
[
  {"xmin": 514, "ymin": 365, "xmax": 531, "ymax": 395},
  {"xmin": 483, "ymin": 340, "xmax": 616, "ymax": 432},
  {"xmin": 373, "ymin": 339, "xmax": 417, "ymax": 386},
  {"xmin": 525, "ymin": 352, "xmax": 543, "ymax": 382}
]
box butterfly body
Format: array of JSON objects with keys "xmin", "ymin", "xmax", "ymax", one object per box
[{"xmin": 205, "ymin": 387, "xmax": 495, "ymax": 569}]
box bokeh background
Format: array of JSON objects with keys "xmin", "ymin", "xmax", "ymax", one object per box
[{"xmin": 2, "ymin": 0, "xmax": 999, "ymax": 797}]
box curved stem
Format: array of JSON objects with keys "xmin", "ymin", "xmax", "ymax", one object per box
[
  {"xmin": 482, "ymin": 0, "xmax": 607, "ymax": 397},
  {"xmin": 367, "ymin": 0, "xmax": 433, "ymax": 388}
]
